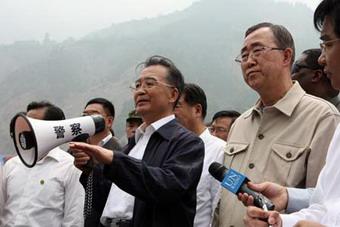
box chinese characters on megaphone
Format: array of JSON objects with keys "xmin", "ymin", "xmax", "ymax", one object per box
[{"xmin": 10, "ymin": 113, "xmax": 105, "ymax": 167}]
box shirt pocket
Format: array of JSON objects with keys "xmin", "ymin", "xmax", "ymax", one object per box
[
  {"xmin": 264, "ymin": 143, "xmax": 308, "ymax": 186},
  {"xmin": 224, "ymin": 143, "xmax": 249, "ymax": 169},
  {"xmin": 35, "ymin": 176, "xmax": 64, "ymax": 207}
]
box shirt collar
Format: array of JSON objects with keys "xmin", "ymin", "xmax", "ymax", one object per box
[
  {"xmin": 37, "ymin": 147, "xmax": 63, "ymax": 164},
  {"xmin": 98, "ymin": 133, "xmax": 113, "ymax": 147},
  {"xmin": 244, "ymin": 82, "xmax": 305, "ymax": 118},
  {"xmin": 199, "ymin": 127, "xmax": 210, "ymax": 140},
  {"xmin": 134, "ymin": 115, "xmax": 175, "ymax": 142}
]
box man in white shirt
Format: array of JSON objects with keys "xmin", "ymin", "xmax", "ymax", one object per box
[
  {"xmin": 0, "ymin": 101, "xmax": 85, "ymax": 227},
  {"xmin": 209, "ymin": 110, "xmax": 240, "ymax": 142},
  {"xmin": 174, "ymin": 83, "xmax": 225, "ymax": 227},
  {"xmin": 78, "ymin": 98, "xmax": 122, "ymax": 227}
]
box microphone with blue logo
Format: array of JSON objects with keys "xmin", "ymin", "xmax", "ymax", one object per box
[{"xmin": 209, "ymin": 162, "xmax": 275, "ymax": 211}]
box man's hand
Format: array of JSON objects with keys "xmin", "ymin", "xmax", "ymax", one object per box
[
  {"xmin": 71, "ymin": 147, "xmax": 92, "ymax": 171},
  {"xmin": 294, "ymin": 220, "xmax": 325, "ymax": 227},
  {"xmin": 70, "ymin": 142, "xmax": 114, "ymax": 166},
  {"xmin": 238, "ymin": 182, "xmax": 288, "ymax": 212},
  {"xmin": 244, "ymin": 206, "xmax": 282, "ymax": 227}
]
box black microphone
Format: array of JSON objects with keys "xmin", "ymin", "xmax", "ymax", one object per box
[{"xmin": 209, "ymin": 162, "xmax": 275, "ymax": 211}]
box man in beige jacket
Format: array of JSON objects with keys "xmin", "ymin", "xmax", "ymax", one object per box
[{"xmin": 215, "ymin": 22, "xmax": 340, "ymax": 227}]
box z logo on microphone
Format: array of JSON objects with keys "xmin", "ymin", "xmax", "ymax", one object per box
[{"xmin": 221, "ymin": 169, "xmax": 247, "ymax": 194}]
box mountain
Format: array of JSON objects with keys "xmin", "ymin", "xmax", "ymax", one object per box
[{"xmin": 0, "ymin": 0, "xmax": 318, "ymax": 155}]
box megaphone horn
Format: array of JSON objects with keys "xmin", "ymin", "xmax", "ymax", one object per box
[{"xmin": 10, "ymin": 113, "xmax": 105, "ymax": 168}]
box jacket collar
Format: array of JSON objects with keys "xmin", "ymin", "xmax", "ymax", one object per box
[
  {"xmin": 153, "ymin": 118, "xmax": 180, "ymax": 141},
  {"xmin": 244, "ymin": 82, "xmax": 305, "ymax": 119}
]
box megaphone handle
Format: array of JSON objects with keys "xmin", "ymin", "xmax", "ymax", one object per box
[
  {"xmin": 82, "ymin": 158, "xmax": 94, "ymax": 174},
  {"xmin": 71, "ymin": 133, "xmax": 95, "ymax": 173}
]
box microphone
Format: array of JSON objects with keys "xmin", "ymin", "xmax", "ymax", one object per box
[{"xmin": 209, "ymin": 162, "xmax": 275, "ymax": 211}]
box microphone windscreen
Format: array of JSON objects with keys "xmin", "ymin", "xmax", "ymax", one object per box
[{"xmin": 209, "ymin": 162, "xmax": 227, "ymax": 181}]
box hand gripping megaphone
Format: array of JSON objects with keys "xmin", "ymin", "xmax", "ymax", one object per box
[{"xmin": 10, "ymin": 112, "xmax": 105, "ymax": 168}]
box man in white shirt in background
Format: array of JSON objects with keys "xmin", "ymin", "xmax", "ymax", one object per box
[
  {"xmin": 175, "ymin": 83, "xmax": 225, "ymax": 227},
  {"xmin": 79, "ymin": 97, "xmax": 122, "ymax": 227},
  {"xmin": 0, "ymin": 101, "xmax": 84, "ymax": 227},
  {"xmin": 209, "ymin": 110, "xmax": 240, "ymax": 142}
]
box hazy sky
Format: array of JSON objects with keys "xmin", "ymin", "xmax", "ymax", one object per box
[{"xmin": 0, "ymin": 0, "xmax": 321, "ymax": 45}]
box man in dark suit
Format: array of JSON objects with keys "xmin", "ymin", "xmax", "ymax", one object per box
[
  {"xmin": 71, "ymin": 56, "xmax": 204, "ymax": 227},
  {"xmin": 79, "ymin": 98, "xmax": 122, "ymax": 227}
]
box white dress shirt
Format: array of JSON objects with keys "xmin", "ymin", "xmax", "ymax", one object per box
[
  {"xmin": 318, "ymin": 199, "xmax": 340, "ymax": 225},
  {"xmin": 194, "ymin": 128, "xmax": 225, "ymax": 227},
  {"xmin": 0, "ymin": 147, "xmax": 85, "ymax": 227},
  {"xmin": 281, "ymin": 124, "xmax": 340, "ymax": 226},
  {"xmin": 98, "ymin": 133, "xmax": 113, "ymax": 147},
  {"xmin": 101, "ymin": 115, "xmax": 175, "ymax": 225},
  {"xmin": 286, "ymin": 187, "xmax": 314, "ymax": 213}
]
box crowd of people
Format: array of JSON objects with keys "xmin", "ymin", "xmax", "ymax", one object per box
[{"xmin": 1, "ymin": 0, "xmax": 340, "ymax": 226}]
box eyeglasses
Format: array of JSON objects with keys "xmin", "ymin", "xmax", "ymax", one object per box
[
  {"xmin": 208, "ymin": 126, "xmax": 229, "ymax": 133},
  {"xmin": 129, "ymin": 77, "xmax": 174, "ymax": 92},
  {"xmin": 291, "ymin": 63, "xmax": 321, "ymax": 74},
  {"xmin": 81, "ymin": 111, "xmax": 109, "ymax": 118},
  {"xmin": 320, "ymin": 38, "xmax": 340, "ymax": 51},
  {"xmin": 235, "ymin": 46, "xmax": 284, "ymax": 63}
]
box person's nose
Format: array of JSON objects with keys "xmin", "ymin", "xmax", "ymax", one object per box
[{"xmin": 318, "ymin": 51, "xmax": 326, "ymax": 66}]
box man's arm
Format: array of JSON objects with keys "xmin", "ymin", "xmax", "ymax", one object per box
[
  {"xmin": 286, "ymin": 188, "xmax": 314, "ymax": 213},
  {"xmin": 71, "ymin": 133, "xmax": 204, "ymax": 203},
  {"xmin": 62, "ymin": 165, "xmax": 85, "ymax": 227},
  {"xmin": 306, "ymin": 114, "xmax": 339, "ymax": 186},
  {"xmin": 282, "ymin": 123, "xmax": 340, "ymax": 225},
  {"xmin": 103, "ymin": 135, "xmax": 205, "ymax": 202},
  {"xmin": 281, "ymin": 203, "xmax": 329, "ymax": 227}
]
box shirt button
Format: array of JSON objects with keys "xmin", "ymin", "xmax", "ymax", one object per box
[
  {"xmin": 286, "ymin": 152, "xmax": 292, "ymax": 158},
  {"xmin": 258, "ymin": 134, "xmax": 264, "ymax": 140},
  {"xmin": 230, "ymin": 147, "xmax": 234, "ymax": 153},
  {"xmin": 248, "ymin": 163, "xmax": 255, "ymax": 169}
]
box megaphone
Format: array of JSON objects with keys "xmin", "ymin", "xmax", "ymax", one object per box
[{"xmin": 10, "ymin": 113, "xmax": 105, "ymax": 168}]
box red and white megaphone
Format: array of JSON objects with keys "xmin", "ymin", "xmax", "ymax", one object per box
[{"xmin": 10, "ymin": 113, "xmax": 105, "ymax": 168}]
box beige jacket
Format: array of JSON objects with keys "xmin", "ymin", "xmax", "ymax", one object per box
[{"xmin": 218, "ymin": 82, "xmax": 340, "ymax": 227}]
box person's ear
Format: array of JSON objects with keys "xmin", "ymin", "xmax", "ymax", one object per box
[
  {"xmin": 311, "ymin": 69, "xmax": 323, "ymax": 83},
  {"xmin": 282, "ymin": 48, "xmax": 293, "ymax": 66},
  {"xmin": 106, "ymin": 116, "xmax": 114, "ymax": 129},
  {"xmin": 169, "ymin": 88, "xmax": 179, "ymax": 105},
  {"xmin": 194, "ymin": 104, "xmax": 203, "ymax": 118}
]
